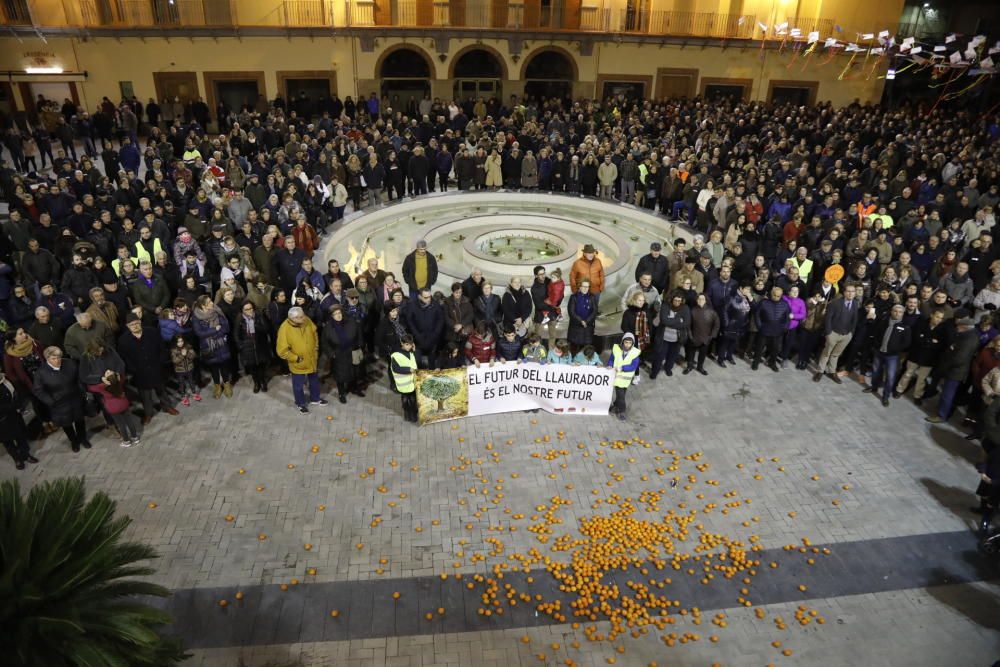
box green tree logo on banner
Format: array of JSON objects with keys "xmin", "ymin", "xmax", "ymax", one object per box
[{"xmin": 420, "ymin": 375, "xmax": 461, "ymax": 412}]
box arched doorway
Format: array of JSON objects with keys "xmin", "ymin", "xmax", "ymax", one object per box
[
  {"xmin": 379, "ymin": 47, "xmax": 432, "ymax": 110},
  {"xmin": 452, "ymin": 48, "xmax": 504, "ymax": 105},
  {"xmin": 523, "ymin": 49, "xmax": 575, "ymax": 101}
]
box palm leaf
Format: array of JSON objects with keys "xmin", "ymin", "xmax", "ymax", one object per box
[{"xmin": 0, "ymin": 477, "xmax": 190, "ymax": 666}]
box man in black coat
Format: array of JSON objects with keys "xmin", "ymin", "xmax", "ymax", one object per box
[
  {"xmin": 927, "ymin": 315, "xmax": 980, "ymax": 424},
  {"xmin": 635, "ymin": 242, "xmax": 670, "ymax": 294},
  {"xmin": 753, "ymin": 287, "xmax": 791, "ymax": 372},
  {"xmin": 32, "ymin": 348, "xmax": 89, "ymax": 452},
  {"xmin": 0, "ymin": 372, "xmax": 37, "ymax": 469},
  {"xmin": 118, "ymin": 313, "xmax": 179, "ymax": 424},
  {"xmin": 272, "ymin": 235, "xmax": 306, "ymax": 295},
  {"xmin": 402, "ymin": 289, "xmax": 444, "ymax": 369},
  {"xmin": 864, "ymin": 304, "xmax": 912, "ymax": 406}
]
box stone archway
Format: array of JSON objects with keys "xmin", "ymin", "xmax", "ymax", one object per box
[{"xmin": 520, "ymin": 47, "xmax": 579, "ymax": 100}]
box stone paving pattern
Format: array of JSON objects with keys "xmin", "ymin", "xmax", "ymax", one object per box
[{"xmin": 6, "ymin": 355, "xmax": 1000, "ymax": 665}]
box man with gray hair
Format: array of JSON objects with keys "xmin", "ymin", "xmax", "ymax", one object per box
[
  {"xmin": 63, "ymin": 312, "xmax": 114, "ymax": 360},
  {"xmin": 276, "ymin": 306, "xmax": 327, "ymax": 413},
  {"xmin": 28, "ymin": 306, "xmax": 65, "ymax": 349}
]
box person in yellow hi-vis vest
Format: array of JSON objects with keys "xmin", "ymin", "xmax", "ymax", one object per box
[
  {"xmin": 391, "ymin": 335, "xmax": 418, "ymax": 423},
  {"xmin": 607, "ymin": 332, "xmax": 641, "ymax": 421}
]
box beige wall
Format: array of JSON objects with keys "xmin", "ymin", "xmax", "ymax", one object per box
[{"xmin": 0, "ymin": 33, "xmax": 886, "ymax": 112}]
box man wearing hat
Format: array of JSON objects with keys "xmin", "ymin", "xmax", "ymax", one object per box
[
  {"xmin": 570, "ymin": 244, "xmax": 606, "ymax": 308},
  {"xmin": 670, "ymin": 253, "xmax": 704, "ymax": 294},
  {"xmin": 695, "ymin": 249, "xmax": 718, "ymax": 285},
  {"xmin": 926, "ymin": 314, "xmax": 980, "ymax": 423},
  {"xmin": 635, "ymin": 242, "xmax": 670, "ymax": 294},
  {"xmin": 245, "ymin": 172, "xmax": 267, "ymax": 211}
]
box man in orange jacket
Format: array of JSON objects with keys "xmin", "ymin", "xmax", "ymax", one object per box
[{"xmin": 570, "ymin": 244, "xmax": 606, "ymax": 307}]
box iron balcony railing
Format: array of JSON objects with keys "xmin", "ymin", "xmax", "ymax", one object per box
[
  {"xmin": 619, "ymin": 10, "xmax": 756, "ymax": 39},
  {"xmin": 51, "ymin": 0, "xmax": 851, "ymax": 40},
  {"xmin": 76, "ymin": 0, "xmax": 237, "ymax": 27},
  {"xmin": 0, "ymin": 0, "xmax": 32, "ymax": 25}
]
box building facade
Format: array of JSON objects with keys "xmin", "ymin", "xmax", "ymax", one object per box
[{"xmin": 0, "ymin": 0, "xmax": 907, "ymax": 122}]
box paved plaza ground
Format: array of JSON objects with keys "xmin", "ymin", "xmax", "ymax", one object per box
[{"xmin": 6, "ymin": 350, "xmax": 1000, "ymax": 666}]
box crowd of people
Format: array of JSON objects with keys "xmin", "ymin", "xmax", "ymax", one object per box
[{"xmin": 1, "ymin": 87, "xmax": 998, "ymax": 537}]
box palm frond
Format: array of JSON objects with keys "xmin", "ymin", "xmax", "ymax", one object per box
[{"xmin": 0, "ymin": 477, "xmax": 190, "ymax": 666}]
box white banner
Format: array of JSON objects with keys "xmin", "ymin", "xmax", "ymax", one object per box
[{"xmin": 467, "ymin": 362, "xmax": 614, "ymax": 417}]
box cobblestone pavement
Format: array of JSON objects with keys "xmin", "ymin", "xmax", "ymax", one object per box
[{"xmin": 6, "ymin": 353, "xmax": 1000, "ymax": 665}]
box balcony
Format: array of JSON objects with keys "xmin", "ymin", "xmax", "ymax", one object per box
[
  {"xmin": 26, "ymin": 0, "xmax": 850, "ymax": 43},
  {"xmin": 75, "ymin": 0, "xmax": 238, "ymax": 27},
  {"xmin": 0, "ymin": 0, "xmax": 32, "ymax": 24},
  {"xmin": 619, "ymin": 10, "xmax": 756, "ymax": 39}
]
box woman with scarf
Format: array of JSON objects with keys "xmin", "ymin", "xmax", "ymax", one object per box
[
  {"xmin": 354, "ymin": 275, "xmax": 380, "ymax": 364},
  {"xmin": 620, "ymin": 291, "xmax": 652, "ymax": 363},
  {"xmin": 380, "ymin": 273, "xmax": 402, "ymax": 305},
  {"xmin": 234, "ymin": 300, "xmax": 273, "ymax": 393},
  {"xmin": 322, "ymin": 304, "xmax": 362, "ymax": 403},
  {"xmin": 192, "ymin": 295, "xmax": 233, "ymax": 398},
  {"xmin": 375, "ymin": 302, "xmax": 408, "ymax": 370},
  {"xmin": 566, "ymin": 279, "xmax": 598, "ymax": 355},
  {"xmin": 4, "ymin": 327, "xmax": 55, "ymax": 435},
  {"xmin": 345, "ymin": 154, "xmax": 364, "ymax": 211}
]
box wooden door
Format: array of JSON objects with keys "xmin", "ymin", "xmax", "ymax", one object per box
[
  {"xmin": 153, "ymin": 72, "xmax": 199, "ymax": 105},
  {"xmin": 415, "ymin": 0, "xmax": 433, "ymax": 25},
  {"xmin": 523, "ymin": 0, "xmax": 539, "ymax": 28},
  {"xmin": 450, "ymin": 0, "xmax": 466, "ymax": 26},
  {"xmin": 563, "ymin": 0, "xmax": 580, "ymax": 29},
  {"xmin": 491, "ymin": 0, "xmax": 508, "ymax": 27},
  {"xmin": 658, "ymin": 75, "xmax": 693, "ymax": 100},
  {"xmin": 374, "ymin": 0, "xmax": 392, "ymax": 25}
]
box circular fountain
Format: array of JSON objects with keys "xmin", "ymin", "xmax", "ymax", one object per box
[{"xmin": 321, "ymin": 191, "xmax": 691, "ymax": 335}]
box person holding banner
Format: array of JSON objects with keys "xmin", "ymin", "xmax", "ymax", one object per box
[
  {"xmin": 391, "ymin": 335, "xmax": 418, "ymax": 424},
  {"xmin": 567, "ymin": 280, "xmax": 599, "ymax": 355},
  {"xmin": 608, "ymin": 333, "xmax": 641, "ymax": 421}
]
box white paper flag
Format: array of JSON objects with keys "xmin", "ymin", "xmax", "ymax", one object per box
[
  {"xmin": 970, "ymin": 35, "xmax": 985, "ymax": 46},
  {"xmin": 965, "ymin": 47, "xmax": 977, "ymax": 60},
  {"xmin": 790, "ymin": 28, "xmax": 802, "ymax": 37},
  {"xmin": 902, "ymin": 37, "xmax": 915, "ymax": 46},
  {"xmin": 945, "ymin": 34, "xmax": 956, "ymax": 43},
  {"xmin": 982, "ymin": 57, "xmax": 994, "ymax": 69},
  {"xmin": 861, "ymin": 33, "xmax": 874, "ymax": 40},
  {"xmin": 776, "ymin": 21, "xmax": 788, "ymax": 31},
  {"xmin": 824, "ymin": 37, "xmax": 839, "ymax": 48},
  {"xmin": 934, "ymin": 45, "xmax": 947, "ymax": 52},
  {"xmin": 949, "ymin": 51, "xmax": 962, "ymax": 64},
  {"xmin": 808, "ymin": 31, "xmax": 819, "ymax": 43},
  {"xmin": 758, "ymin": 22, "xmax": 768, "ymax": 32},
  {"xmin": 877, "ymin": 30, "xmax": 889, "ymax": 39},
  {"xmin": 872, "ymin": 48, "xmax": 884, "ymax": 55},
  {"xmin": 910, "ymin": 46, "xmax": 922, "ymax": 55}
]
